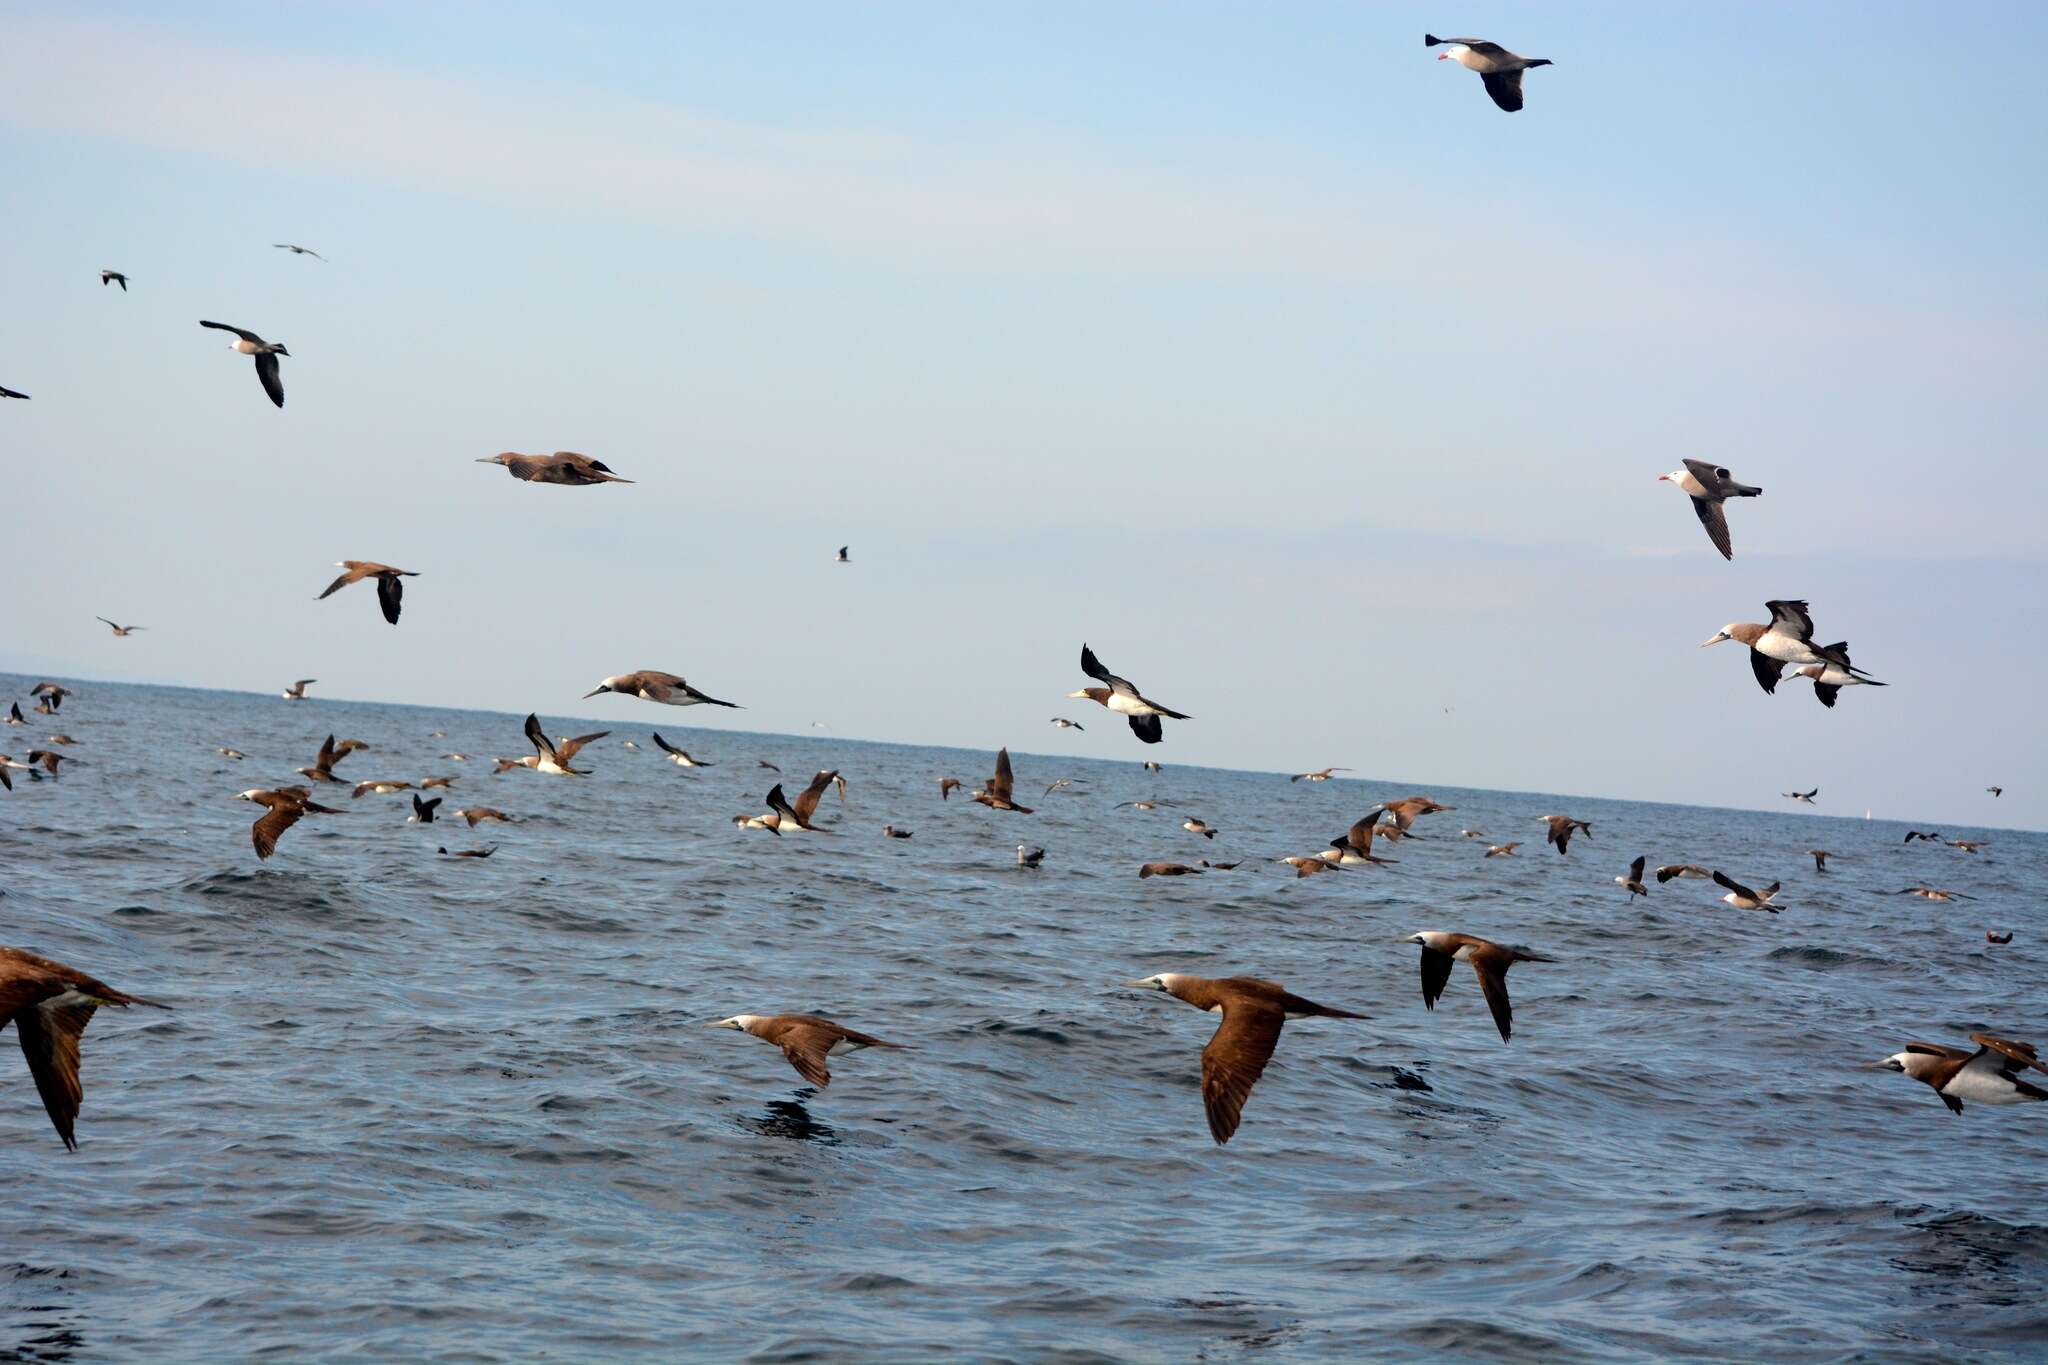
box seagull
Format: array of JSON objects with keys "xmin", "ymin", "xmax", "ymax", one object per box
[
  {"xmin": 835, "ymin": 546, "xmax": 850, "ymax": 563},
  {"xmin": 1291, "ymin": 767, "xmax": 1351, "ymax": 783},
  {"xmin": 583, "ymin": 670, "xmax": 740, "ymax": 708},
  {"xmin": 235, "ymin": 786, "xmax": 344, "ymax": 859},
  {"xmin": 522, "ymin": 713, "xmax": 607, "ymax": 776},
  {"xmin": 1784, "ymin": 788, "xmax": 1818, "ymax": 805},
  {"xmin": 1658, "ymin": 459, "xmax": 1763, "ymax": 561},
  {"xmin": 281, "ymin": 679, "xmax": 317, "ymax": 700},
  {"xmin": 1539, "ymin": 815, "xmax": 1591, "ymax": 855},
  {"xmin": 1016, "ymin": 844, "xmax": 1045, "ymax": 868},
  {"xmin": 1703, "ymin": 601, "xmax": 1874, "ymax": 696},
  {"xmin": 1792, "ymin": 643, "xmax": 1887, "ymax": 707},
  {"xmin": 318, "ymin": 561, "xmax": 416, "ymax": 625},
  {"xmin": 651, "ymin": 733, "xmax": 714, "ymax": 766},
  {"xmin": 1873, "ymin": 1034, "xmax": 2048, "ymax": 1115},
  {"xmin": 95, "ymin": 618, "xmax": 144, "ymax": 637},
  {"xmin": 1712, "ymin": 870, "xmax": 1783, "ymax": 913},
  {"xmin": 1809, "ymin": 850, "xmax": 1831, "ymax": 873},
  {"xmin": 0, "ymin": 385, "xmax": 28, "ymax": 400},
  {"xmin": 273, "ymin": 243, "xmax": 325, "ymax": 259},
  {"xmin": 1949, "ymin": 839, "xmax": 1990, "ymax": 854},
  {"xmin": 1404, "ymin": 933, "xmax": 1552, "ymax": 1042},
  {"xmin": 1483, "ymin": 843, "xmax": 1519, "ymax": 858},
  {"xmin": 1183, "ymin": 818, "xmax": 1218, "ymax": 840},
  {"xmin": 708, "ymin": 1014, "xmax": 905, "ymax": 1089},
  {"xmin": 198, "ymin": 320, "xmax": 288, "ymax": 407},
  {"xmin": 970, "ymin": 748, "xmax": 1034, "ymax": 813},
  {"xmin": 1049, "ymin": 718, "xmax": 1085, "ymax": 730},
  {"xmin": 1069, "ymin": 644, "xmax": 1191, "ymax": 744},
  {"xmin": 409, "ymin": 795, "xmax": 441, "ymax": 823},
  {"xmin": 1125, "ymin": 973, "xmax": 1365, "ymax": 1144},
  {"xmin": 100, "ymin": 270, "xmax": 128, "ymax": 291},
  {"xmin": 1617, "ymin": 856, "xmax": 1648, "ymax": 897},
  {"xmin": 475, "ymin": 452, "xmax": 634, "ymax": 486},
  {"xmin": 1424, "ymin": 34, "xmax": 1553, "ymax": 112},
  {"xmin": 1895, "ymin": 886, "xmax": 1973, "ymax": 902},
  {"xmin": 1, "ymin": 946, "xmax": 166, "ymax": 1149}
]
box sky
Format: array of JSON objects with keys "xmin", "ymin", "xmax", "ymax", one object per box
[{"xmin": 0, "ymin": 1, "xmax": 2042, "ymax": 830}]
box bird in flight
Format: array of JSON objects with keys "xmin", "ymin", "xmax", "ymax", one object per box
[
  {"xmin": 1069, "ymin": 644, "xmax": 1190, "ymax": 744},
  {"xmin": 100, "ymin": 270, "xmax": 128, "ymax": 291},
  {"xmin": 274, "ymin": 243, "xmax": 326, "ymax": 259},
  {"xmin": 1658, "ymin": 459, "xmax": 1762, "ymax": 561},
  {"xmin": 1424, "ymin": 34, "xmax": 1553, "ymax": 112},
  {"xmin": 96, "ymin": 617, "xmax": 144, "ymax": 637},
  {"xmin": 199, "ymin": 320, "xmax": 289, "ymax": 408},
  {"xmin": 475, "ymin": 452, "xmax": 634, "ymax": 486},
  {"xmin": 318, "ymin": 561, "xmax": 416, "ymax": 625}
]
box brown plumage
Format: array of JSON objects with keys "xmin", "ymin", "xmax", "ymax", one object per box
[
  {"xmin": 1139, "ymin": 862, "xmax": 1203, "ymax": 878},
  {"xmin": 420, "ymin": 776, "xmax": 455, "ymax": 790},
  {"xmin": 523, "ymin": 713, "xmax": 609, "ymax": 776},
  {"xmin": 2, "ymin": 946, "xmax": 167, "ymax": 1149},
  {"xmin": 1618, "ymin": 856, "xmax": 1648, "ymax": 897},
  {"xmin": 1483, "ymin": 843, "xmax": 1519, "ymax": 858},
  {"xmin": 350, "ymin": 780, "xmax": 412, "ymax": 799},
  {"xmin": 317, "ymin": 561, "xmax": 417, "ymax": 625},
  {"xmin": 1948, "ymin": 839, "xmax": 1989, "ymax": 854},
  {"xmin": 297, "ymin": 733, "xmax": 364, "ymax": 785},
  {"xmin": 1894, "ymin": 886, "xmax": 1972, "ymax": 903},
  {"xmin": 477, "ymin": 451, "xmax": 634, "ymax": 485},
  {"xmin": 437, "ymin": 845, "xmax": 497, "ymax": 858},
  {"xmin": 451, "ymin": 807, "xmax": 512, "ymax": 826},
  {"xmin": 970, "ymin": 748, "xmax": 1034, "ymax": 813},
  {"xmin": 1126, "ymin": 973, "xmax": 1365, "ymax": 1144},
  {"xmin": 1879, "ymin": 1034, "xmax": 2048, "ymax": 1115},
  {"xmin": 582, "ymin": 670, "xmax": 739, "ymax": 708},
  {"xmin": 236, "ymin": 785, "xmax": 344, "ymax": 859},
  {"xmin": 1809, "ymin": 850, "xmax": 1831, "ymax": 873},
  {"xmin": 1328, "ymin": 813, "xmax": 1398, "ymax": 866},
  {"xmin": 1069, "ymin": 644, "xmax": 1192, "ymax": 745},
  {"xmin": 1281, "ymin": 855, "xmax": 1343, "ymax": 877},
  {"xmin": 938, "ymin": 777, "xmax": 964, "ymax": 800},
  {"xmin": 764, "ymin": 769, "xmax": 840, "ymax": 832},
  {"xmin": 710, "ymin": 1013, "xmax": 906, "ymax": 1089},
  {"xmin": 25, "ymin": 750, "xmax": 65, "ymax": 776},
  {"xmin": 1540, "ymin": 815, "xmax": 1592, "ymax": 855},
  {"xmin": 1374, "ymin": 796, "xmax": 1456, "ymax": 831},
  {"xmin": 1404, "ymin": 932, "xmax": 1552, "ymax": 1042}
]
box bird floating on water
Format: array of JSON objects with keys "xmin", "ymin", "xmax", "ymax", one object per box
[
  {"xmin": 1658, "ymin": 459, "xmax": 1762, "ymax": 561},
  {"xmin": 1140, "ymin": 863, "xmax": 1203, "ymax": 878},
  {"xmin": 1425, "ymin": 33, "xmax": 1552, "ymax": 112},
  {"xmin": 476, "ymin": 452, "xmax": 634, "ymax": 486},
  {"xmin": 882, "ymin": 825, "xmax": 912, "ymax": 839},
  {"xmin": 582, "ymin": 670, "xmax": 740, "ymax": 708},
  {"xmin": 1404, "ymin": 933, "xmax": 1551, "ymax": 1042},
  {"xmin": 451, "ymin": 807, "xmax": 512, "ymax": 826},
  {"xmin": 1069, "ymin": 644, "xmax": 1190, "ymax": 745},
  {"xmin": 709, "ymin": 1014, "xmax": 904, "ymax": 1089},
  {"xmin": 199, "ymin": 320, "xmax": 288, "ymax": 408},
  {"xmin": 437, "ymin": 845, "xmax": 496, "ymax": 858},
  {"xmin": 1, "ymin": 946, "xmax": 166, "ymax": 1149},
  {"xmin": 1016, "ymin": 844, "xmax": 1045, "ymax": 868},
  {"xmin": 1874, "ymin": 1034, "xmax": 2047, "ymax": 1115},
  {"xmin": 318, "ymin": 562, "xmax": 416, "ymax": 625},
  {"xmin": 1987, "ymin": 931, "xmax": 2013, "ymax": 945}
]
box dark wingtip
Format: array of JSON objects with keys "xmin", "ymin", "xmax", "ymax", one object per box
[{"xmin": 1424, "ymin": 33, "xmax": 1442, "ymax": 45}]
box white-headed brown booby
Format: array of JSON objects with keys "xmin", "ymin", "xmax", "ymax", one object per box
[
  {"xmin": 318, "ymin": 562, "xmax": 416, "ymax": 625},
  {"xmin": 1069, "ymin": 644, "xmax": 1190, "ymax": 744},
  {"xmin": 476, "ymin": 452, "xmax": 634, "ymax": 486},
  {"xmin": 1404, "ymin": 932, "xmax": 1551, "ymax": 1042},
  {"xmin": 709, "ymin": 1014, "xmax": 905, "ymax": 1088},
  {"xmin": 583, "ymin": 670, "xmax": 739, "ymax": 708},
  {"xmin": 1875, "ymin": 1033, "xmax": 2048, "ymax": 1114}
]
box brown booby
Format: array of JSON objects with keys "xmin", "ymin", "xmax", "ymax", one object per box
[
  {"xmin": 882, "ymin": 825, "xmax": 912, "ymax": 839},
  {"xmin": 1894, "ymin": 886, "xmax": 1973, "ymax": 902},
  {"xmin": 1424, "ymin": 34, "xmax": 1553, "ymax": 111},
  {"xmin": 1874, "ymin": 1033, "xmax": 2048, "ymax": 1114},
  {"xmin": 318, "ymin": 561, "xmax": 416, "ymax": 625},
  {"xmin": 1808, "ymin": 850, "xmax": 1831, "ymax": 873},
  {"xmin": 216, "ymin": 748, "xmax": 246, "ymax": 761},
  {"xmin": 199, "ymin": 320, "xmax": 288, "ymax": 407},
  {"xmin": 1140, "ymin": 863, "xmax": 1204, "ymax": 878},
  {"xmin": 30, "ymin": 684, "xmax": 70, "ymax": 709},
  {"xmin": 4, "ymin": 702, "xmax": 22, "ymax": 724},
  {"xmin": 296, "ymin": 733, "xmax": 365, "ymax": 785},
  {"xmin": 1068, "ymin": 644, "xmax": 1190, "ymax": 744},
  {"xmin": 1654, "ymin": 864, "xmax": 1709, "ymax": 882},
  {"xmin": 95, "ymin": 617, "xmax": 144, "ymax": 637},
  {"xmin": 1987, "ymin": 931, "xmax": 2013, "ymax": 945},
  {"xmin": 709, "ymin": 1014, "xmax": 905, "ymax": 1088},
  {"xmin": 1712, "ymin": 870, "xmax": 1782, "ymax": 912},
  {"xmin": 451, "ymin": 807, "xmax": 512, "ymax": 826},
  {"xmin": 1483, "ymin": 843, "xmax": 1519, "ymax": 858},
  {"xmin": 1783, "ymin": 787, "xmax": 1818, "ymax": 805},
  {"xmin": 583, "ymin": 670, "xmax": 739, "ymax": 708},
  {"xmin": 1539, "ymin": 815, "xmax": 1591, "ymax": 855},
  {"xmin": 971, "ymin": 748, "xmax": 1033, "ymax": 813},
  {"xmin": 651, "ymin": 733, "xmax": 714, "ymax": 766},
  {"xmin": 762, "ymin": 770, "xmax": 839, "ymax": 832},
  {"xmin": 1125, "ymin": 973, "xmax": 1365, "ymax": 1144},
  {"xmin": 101, "ymin": 270, "xmax": 128, "ymax": 291},
  {"xmin": 1902, "ymin": 830, "xmax": 1943, "ymax": 843},
  {"xmin": 420, "ymin": 776, "xmax": 455, "ymax": 789},
  {"xmin": 1403, "ymin": 933, "xmax": 1552, "ymax": 1042},
  {"xmin": 476, "ymin": 452, "xmax": 634, "ymax": 486},
  {"xmin": 1291, "ymin": 767, "xmax": 1352, "ymax": 783},
  {"xmin": 235, "ymin": 785, "xmax": 344, "ymax": 859},
  {"xmin": 1617, "ymin": 856, "xmax": 1648, "ymax": 897},
  {"xmin": 1280, "ymin": 855, "xmax": 1343, "ymax": 877},
  {"xmin": 1373, "ymin": 796, "xmax": 1456, "ymax": 831},
  {"xmin": 2, "ymin": 946, "xmax": 166, "ymax": 1149},
  {"xmin": 522, "ymin": 713, "xmax": 608, "ymax": 776},
  {"xmin": 1948, "ymin": 840, "xmax": 1990, "ymax": 854},
  {"xmin": 281, "ymin": 679, "xmax": 317, "ymax": 700},
  {"xmin": 1658, "ymin": 458, "xmax": 1762, "ymax": 561},
  {"xmin": 350, "ymin": 780, "xmax": 412, "ymax": 799},
  {"xmin": 1703, "ymin": 600, "xmax": 1875, "ymax": 696},
  {"xmin": 1327, "ymin": 815, "xmax": 1398, "ymax": 867},
  {"xmin": 1793, "ymin": 643, "xmax": 1887, "ymax": 706},
  {"xmin": 938, "ymin": 777, "xmax": 963, "ymax": 800}
]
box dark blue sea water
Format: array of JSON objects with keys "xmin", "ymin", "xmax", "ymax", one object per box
[{"xmin": 2, "ymin": 673, "xmax": 2043, "ymax": 1361}]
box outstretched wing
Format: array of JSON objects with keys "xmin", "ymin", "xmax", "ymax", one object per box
[
  {"xmin": 1690, "ymin": 496, "xmax": 1733, "ymax": 560},
  {"xmin": 1128, "ymin": 713, "xmax": 1164, "ymax": 744},
  {"xmin": 252, "ymin": 804, "xmax": 304, "ymax": 859},
  {"xmin": 990, "ymin": 748, "xmax": 1015, "ymax": 802},
  {"xmin": 792, "ymin": 770, "xmax": 837, "ymax": 823},
  {"xmin": 652, "ymin": 731, "xmax": 683, "ymax": 755},
  {"xmin": 199, "ymin": 319, "xmax": 261, "ymax": 343},
  {"xmin": 555, "ymin": 731, "xmax": 611, "ymax": 762},
  {"xmin": 1748, "ymin": 649, "xmax": 1785, "ymax": 695},
  {"xmin": 1711, "ymin": 869, "xmax": 1758, "ymax": 901},
  {"xmin": 1418, "ymin": 947, "xmax": 1455, "ymax": 1009},
  {"xmin": 15, "ymin": 998, "xmax": 98, "ymax": 1149},
  {"xmin": 1200, "ymin": 1003, "xmax": 1285, "ymax": 1145},
  {"xmin": 523, "ymin": 713, "xmax": 558, "ymax": 763},
  {"xmin": 1480, "ymin": 69, "xmax": 1525, "ymax": 112},
  {"xmin": 254, "ymin": 350, "xmax": 284, "ymax": 408},
  {"xmin": 374, "ymin": 573, "xmax": 403, "ymax": 624},
  {"xmin": 1765, "ymin": 600, "xmax": 1816, "ymax": 639}
]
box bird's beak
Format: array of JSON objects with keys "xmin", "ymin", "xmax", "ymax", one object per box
[
  {"xmin": 1700, "ymin": 632, "xmax": 1729, "ymax": 648},
  {"xmin": 1656, "ymin": 474, "xmax": 1670, "ymax": 482},
  {"xmin": 1123, "ymin": 979, "xmax": 1159, "ymax": 990},
  {"xmin": 581, "ymin": 687, "xmax": 606, "ymax": 698},
  {"xmin": 1864, "ymin": 1059, "xmax": 1903, "ymax": 1071},
  {"xmin": 1436, "ymin": 52, "xmax": 1449, "ymax": 60},
  {"xmin": 474, "ymin": 456, "xmax": 495, "ymax": 463},
  {"xmin": 1065, "ymin": 690, "xmax": 1089, "ymax": 699}
]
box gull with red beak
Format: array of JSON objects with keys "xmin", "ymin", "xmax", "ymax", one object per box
[
  {"xmin": 1425, "ymin": 34, "xmax": 1553, "ymax": 112},
  {"xmin": 1658, "ymin": 459, "xmax": 1762, "ymax": 561}
]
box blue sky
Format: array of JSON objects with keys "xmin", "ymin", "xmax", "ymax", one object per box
[{"xmin": 0, "ymin": 1, "xmax": 2041, "ymax": 829}]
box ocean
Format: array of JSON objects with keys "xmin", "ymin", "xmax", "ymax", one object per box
[{"xmin": 2, "ymin": 674, "xmax": 2042, "ymax": 1361}]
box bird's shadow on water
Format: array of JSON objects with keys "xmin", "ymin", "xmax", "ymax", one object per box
[{"xmin": 737, "ymin": 1093, "xmax": 840, "ymax": 1145}]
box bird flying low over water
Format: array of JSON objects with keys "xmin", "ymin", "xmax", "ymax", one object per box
[
  {"xmin": 3, "ymin": 704, "xmax": 20, "ymax": 725},
  {"xmin": 1902, "ymin": 830, "xmax": 1942, "ymax": 843},
  {"xmin": 1654, "ymin": 863, "xmax": 1710, "ymax": 883},
  {"xmin": 296, "ymin": 733, "xmax": 367, "ymax": 785},
  {"xmin": 216, "ymin": 748, "xmax": 246, "ymax": 761},
  {"xmin": 1784, "ymin": 788, "xmax": 1818, "ymax": 804},
  {"xmin": 1405, "ymin": 933, "xmax": 1552, "ymax": 1042},
  {"xmin": 437, "ymin": 845, "xmax": 496, "ymax": 858},
  {"xmin": 1327, "ymin": 815, "xmax": 1397, "ymax": 867},
  {"xmin": 1070, "ymin": 644, "xmax": 1190, "ymax": 745},
  {"xmin": 1125, "ymin": 973, "xmax": 1365, "ymax": 1145},
  {"xmin": 236, "ymin": 785, "xmax": 343, "ymax": 859},
  {"xmin": 583, "ymin": 671, "xmax": 740, "ymax": 708},
  {"xmin": 0, "ymin": 384, "xmax": 28, "ymax": 400},
  {"xmin": 96, "ymin": 618, "xmax": 144, "ymax": 637},
  {"xmin": 1659, "ymin": 459, "xmax": 1762, "ymax": 561},
  {"xmin": 1183, "ymin": 818, "xmax": 1218, "ymax": 840},
  {"xmin": 409, "ymin": 795, "xmax": 441, "ymax": 823},
  {"xmin": 1712, "ymin": 870, "xmax": 1782, "ymax": 912},
  {"xmin": 101, "ymin": 270, "xmax": 128, "ymax": 291},
  {"xmin": 651, "ymin": 733, "xmax": 713, "ymax": 766},
  {"xmin": 1874, "ymin": 1034, "xmax": 2048, "ymax": 1115},
  {"xmin": 1895, "ymin": 886, "xmax": 1972, "ymax": 902},
  {"xmin": 1425, "ymin": 34, "xmax": 1552, "ymax": 112},
  {"xmin": 1483, "ymin": 843, "xmax": 1519, "ymax": 858},
  {"xmin": 763, "ymin": 770, "xmax": 839, "ymax": 832},
  {"xmin": 1050, "ymin": 718, "xmax": 1085, "ymax": 730},
  {"xmin": 199, "ymin": 320, "xmax": 288, "ymax": 407},
  {"xmin": 451, "ymin": 807, "xmax": 512, "ymax": 826},
  {"xmin": 1809, "ymin": 851, "xmax": 1831, "ymax": 873},
  {"xmin": 1292, "ymin": 767, "xmax": 1351, "ymax": 783},
  {"xmin": 282, "ymin": 679, "xmax": 316, "ymax": 700},
  {"xmin": 318, "ymin": 562, "xmax": 416, "ymax": 625},
  {"xmin": 1140, "ymin": 863, "xmax": 1203, "ymax": 878},
  {"xmin": 1373, "ymin": 796, "xmax": 1456, "ymax": 831},
  {"xmin": 2, "ymin": 946, "xmax": 166, "ymax": 1149},
  {"xmin": 1703, "ymin": 600, "xmax": 1875, "ymax": 696},
  {"xmin": 1281, "ymin": 855, "xmax": 1343, "ymax": 877},
  {"xmin": 1949, "ymin": 840, "xmax": 1989, "ymax": 854},
  {"xmin": 709, "ymin": 1014, "xmax": 905, "ymax": 1089},
  {"xmin": 938, "ymin": 777, "xmax": 963, "ymax": 800},
  {"xmin": 1540, "ymin": 815, "xmax": 1591, "ymax": 855},
  {"xmin": 522, "ymin": 713, "xmax": 608, "ymax": 776},
  {"xmin": 476, "ymin": 452, "xmax": 634, "ymax": 486},
  {"xmin": 1618, "ymin": 857, "xmax": 1648, "ymax": 897},
  {"xmin": 971, "ymin": 748, "xmax": 1033, "ymax": 813}
]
